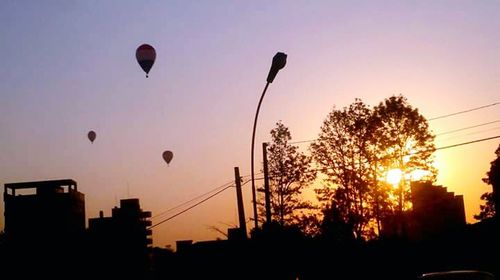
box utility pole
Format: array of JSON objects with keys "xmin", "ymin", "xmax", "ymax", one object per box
[
  {"xmin": 234, "ymin": 167, "xmax": 247, "ymax": 237},
  {"xmin": 262, "ymin": 142, "xmax": 272, "ymax": 224}
]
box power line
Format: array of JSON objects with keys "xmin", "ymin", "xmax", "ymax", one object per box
[
  {"xmin": 151, "ymin": 172, "xmax": 263, "ymax": 221},
  {"xmin": 303, "ymin": 135, "xmax": 500, "ymax": 174},
  {"xmin": 436, "ymin": 120, "xmax": 499, "ymax": 136},
  {"xmin": 462, "ymin": 127, "xmax": 500, "ymax": 136},
  {"xmin": 150, "ymin": 178, "xmax": 262, "ymax": 228},
  {"xmin": 428, "ymin": 102, "xmax": 499, "ymax": 121},
  {"xmin": 288, "ymin": 120, "xmax": 500, "ymax": 145},
  {"xmin": 439, "ymin": 127, "xmax": 500, "ymax": 143},
  {"xmin": 289, "ymin": 139, "xmax": 316, "ymax": 145},
  {"xmin": 149, "ymin": 185, "xmax": 234, "ymax": 229},
  {"xmin": 434, "ymin": 135, "xmax": 499, "ymax": 151},
  {"xmin": 286, "ymin": 102, "xmax": 499, "ymax": 145},
  {"xmin": 152, "ymin": 180, "xmax": 234, "ymax": 219}
]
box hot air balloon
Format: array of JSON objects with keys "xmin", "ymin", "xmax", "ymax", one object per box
[
  {"xmin": 136, "ymin": 44, "xmax": 156, "ymax": 78},
  {"xmin": 88, "ymin": 130, "xmax": 96, "ymax": 143},
  {"xmin": 162, "ymin": 150, "xmax": 173, "ymax": 165}
]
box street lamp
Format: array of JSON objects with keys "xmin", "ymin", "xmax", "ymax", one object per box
[{"xmin": 250, "ymin": 52, "xmax": 287, "ymax": 230}]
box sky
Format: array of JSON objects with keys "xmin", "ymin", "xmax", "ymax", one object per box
[{"xmin": 1, "ymin": 0, "xmax": 499, "ymax": 248}]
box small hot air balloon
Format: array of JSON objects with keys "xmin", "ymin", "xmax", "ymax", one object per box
[
  {"xmin": 88, "ymin": 130, "xmax": 96, "ymax": 143},
  {"xmin": 136, "ymin": 44, "xmax": 156, "ymax": 78},
  {"xmin": 162, "ymin": 150, "xmax": 173, "ymax": 165}
]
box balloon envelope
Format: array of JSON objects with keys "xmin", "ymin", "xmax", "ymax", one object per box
[
  {"xmin": 162, "ymin": 151, "xmax": 173, "ymax": 164},
  {"xmin": 88, "ymin": 130, "xmax": 96, "ymax": 143},
  {"xmin": 136, "ymin": 44, "xmax": 156, "ymax": 77}
]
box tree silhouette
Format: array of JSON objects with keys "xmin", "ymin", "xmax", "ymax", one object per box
[
  {"xmin": 477, "ymin": 144, "xmax": 500, "ymax": 220},
  {"xmin": 258, "ymin": 121, "xmax": 316, "ymax": 229},
  {"xmin": 372, "ymin": 95, "xmax": 436, "ymax": 213},
  {"xmin": 311, "ymin": 96, "xmax": 436, "ymax": 239},
  {"xmin": 311, "ymin": 99, "xmax": 376, "ymax": 239},
  {"xmin": 474, "ymin": 192, "xmax": 496, "ymax": 221}
]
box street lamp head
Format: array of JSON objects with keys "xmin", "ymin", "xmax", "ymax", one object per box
[{"xmin": 266, "ymin": 52, "xmax": 287, "ymax": 83}]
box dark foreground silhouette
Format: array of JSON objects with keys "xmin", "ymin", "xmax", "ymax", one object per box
[
  {"xmin": 1, "ymin": 179, "xmax": 498, "ymax": 279},
  {"xmin": 1, "ymin": 219, "xmax": 498, "ymax": 280}
]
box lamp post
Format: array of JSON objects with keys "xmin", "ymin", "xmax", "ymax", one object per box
[{"xmin": 250, "ymin": 52, "xmax": 287, "ymax": 230}]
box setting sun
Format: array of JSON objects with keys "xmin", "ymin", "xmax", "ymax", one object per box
[{"xmin": 386, "ymin": 169, "xmax": 403, "ymax": 186}]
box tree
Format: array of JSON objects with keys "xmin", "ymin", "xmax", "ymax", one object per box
[
  {"xmin": 476, "ymin": 144, "xmax": 500, "ymax": 220},
  {"xmin": 474, "ymin": 192, "xmax": 496, "ymax": 221},
  {"xmin": 311, "ymin": 99, "xmax": 376, "ymax": 239},
  {"xmin": 311, "ymin": 96, "xmax": 436, "ymax": 240},
  {"xmin": 372, "ymin": 95, "xmax": 436, "ymax": 213},
  {"xmin": 258, "ymin": 121, "xmax": 316, "ymax": 229}
]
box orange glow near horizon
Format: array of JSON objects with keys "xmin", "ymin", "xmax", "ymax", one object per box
[
  {"xmin": 386, "ymin": 169, "xmax": 403, "ymax": 186},
  {"xmin": 410, "ymin": 169, "xmax": 431, "ymax": 181}
]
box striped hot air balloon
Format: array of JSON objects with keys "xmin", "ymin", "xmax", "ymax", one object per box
[{"xmin": 136, "ymin": 44, "xmax": 156, "ymax": 78}]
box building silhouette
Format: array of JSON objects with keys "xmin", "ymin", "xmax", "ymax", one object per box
[
  {"xmin": 381, "ymin": 181, "xmax": 466, "ymax": 240},
  {"xmin": 2, "ymin": 179, "xmax": 86, "ymax": 277},
  {"xmin": 88, "ymin": 198, "xmax": 152, "ymax": 278},
  {"xmin": 3, "ymin": 179, "xmax": 85, "ymax": 244},
  {"xmin": 409, "ymin": 181, "xmax": 466, "ymax": 240}
]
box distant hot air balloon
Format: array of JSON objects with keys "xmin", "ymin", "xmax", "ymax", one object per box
[
  {"xmin": 162, "ymin": 150, "xmax": 173, "ymax": 165},
  {"xmin": 88, "ymin": 130, "xmax": 96, "ymax": 143},
  {"xmin": 136, "ymin": 44, "xmax": 156, "ymax": 78}
]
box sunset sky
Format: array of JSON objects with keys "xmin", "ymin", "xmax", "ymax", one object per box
[{"xmin": 1, "ymin": 1, "xmax": 499, "ymax": 248}]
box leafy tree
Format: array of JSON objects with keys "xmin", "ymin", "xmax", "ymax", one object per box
[
  {"xmin": 258, "ymin": 121, "xmax": 316, "ymax": 229},
  {"xmin": 476, "ymin": 144, "xmax": 500, "ymax": 220},
  {"xmin": 474, "ymin": 192, "xmax": 495, "ymax": 221},
  {"xmin": 372, "ymin": 95, "xmax": 436, "ymax": 212},
  {"xmin": 311, "ymin": 96, "xmax": 436, "ymax": 239},
  {"xmin": 311, "ymin": 99, "xmax": 376, "ymax": 239}
]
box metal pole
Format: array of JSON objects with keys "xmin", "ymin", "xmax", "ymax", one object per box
[
  {"xmin": 262, "ymin": 142, "xmax": 272, "ymax": 224},
  {"xmin": 251, "ymin": 82, "xmax": 270, "ymax": 229}
]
